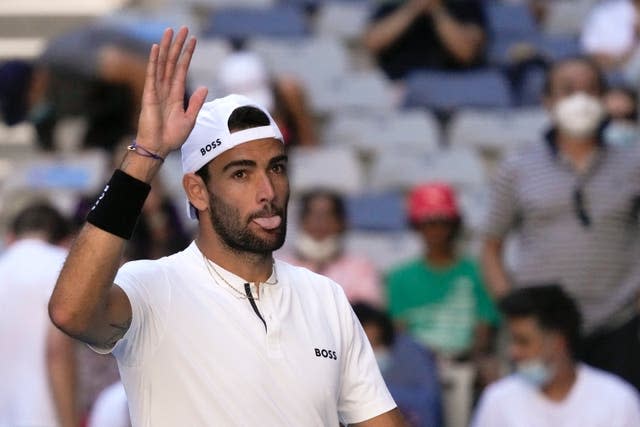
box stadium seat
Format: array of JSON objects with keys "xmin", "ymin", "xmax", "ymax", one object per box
[
  {"xmin": 187, "ymin": 39, "xmax": 232, "ymax": 97},
  {"xmin": 203, "ymin": 5, "xmax": 308, "ymax": 38},
  {"xmin": 314, "ymin": 2, "xmax": 371, "ymax": 40},
  {"xmin": 368, "ymin": 147, "xmax": 487, "ymax": 193},
  {"xmin": 288, "ymin": 146, "xmax": 364, "ymax": 196},
  {"xmin": 317, "ymin": 70, "xmax": 396, "ymax": 113},
  {"xmin": 324, "ymin": 109, "xmax": 441, "ymax": 156},
  {"xmin": 344, "ymin": 230, "xmax": 422, "ymax": 272},
  {"xmin": 485, "ymin": 2, "xmax": 538, "ymax": 38},
  {"xmin": 542, "ymin": 0, "xmax": 594, "ymax": 36},
  {"xmin": 345, "ymin": 191, "xmax": 406, "ymax": 231},
  {"xmin": 403, "ymin": 69, "xmax": 513, "ymax": 111},
  {"xmin": 448, "ymin": 107, "xmax": 550, "ymax": 152}
]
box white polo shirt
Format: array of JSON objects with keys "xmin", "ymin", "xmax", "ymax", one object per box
[{"xmin": 99, "ymin": 242, "xmax": 396, "ymax": 426}]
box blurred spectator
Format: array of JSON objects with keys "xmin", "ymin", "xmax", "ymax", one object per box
[
  {"xmin": 353, "ymin": 302, "xmax": 442, "ymax": 427},
  {"xmin": 0, "ymin": 24, "xmax": 151, "ymax": 151},
  {"xmin": 278, "ymin": 189, "xmax": 384, "ymax": 307},
  {"xmin": 87, "ymin": 381, "xmax": 130, "ymax": 427},
  {"xmin": 580, "ymin": 0, "xmax": 639, "ymax": 71},
  {"xmin": 471, "ymin": 285, "xmax": 640, "ymax": 427},
  {"xmin": 216, "ymin": 51, "xmax": 319, "ymax": 147},
  {"xmin": 0, "ymin": 202, "xmax": 78, "ymax": 427},
  {"xmin": 363, "ymin": 0, "xmax": 487, "ymax": 80},
  {"xmin": 603, "ymin": 85, "xmax": 639, "ymax": 147},
  {"xmin": 386, "ymin": 183, "xmax": 499, "ymax": 360},
  {"xmin": 481, "ymin": 56, "xmax": 640, "ymax": 390}
]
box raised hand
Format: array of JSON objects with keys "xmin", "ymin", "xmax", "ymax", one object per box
[{"xmin": 135, "ymin": 27, "xmax": 208, "ymax": 158}]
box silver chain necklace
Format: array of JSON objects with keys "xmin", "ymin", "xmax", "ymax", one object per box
[{"xmin": 201, "ymin": 253, "xmax": 278, "ymax": 300}]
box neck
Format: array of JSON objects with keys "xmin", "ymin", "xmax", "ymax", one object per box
[
  {"xmin": 556, "ymin": 132, "xmax": 598, "ymax": 172},
  {"xmin": 425, "ymin": 246, "xmax": 456, "ymax": 267},
  {"xmin": 542, "ymin": 360, "xmax": 577, "ymax": 402},
  {"xmin": 196, "ymin": 235, "xmax": 274, "ymax": 284}
]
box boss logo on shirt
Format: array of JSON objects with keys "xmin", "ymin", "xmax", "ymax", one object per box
[
  {"xmin": 314, "ymin": 348, "xmax": 337, "ymax": 360},
  {"xmin": 200, "ymin": 138, "xmax": 222, "ymax": 156}
]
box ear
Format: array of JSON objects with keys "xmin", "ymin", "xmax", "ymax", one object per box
[{"xmin": 182, "ymin": 173, "xmax": 210, "ymax": 217}]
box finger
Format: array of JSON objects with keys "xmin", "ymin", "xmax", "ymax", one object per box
[
  {"xmin": 142, "ymin": 43, "xmax": 159, "ymax": 103},
  {"xmin": 186, "ymin": 86, "xmax": 208, "ymax": 119},
  {"xmin": 169, "ymin": 36, "xmax": 197, "ymax": 101},
  {"xmin": 163, "ymin": 26, "xmax": 189, "ymax": 85},
  {"xmin": 156, "ymin": 28, "xmax": 174, "ymax": 83}
]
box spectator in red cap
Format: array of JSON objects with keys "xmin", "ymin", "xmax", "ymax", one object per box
[{"xmin": 386, "ymin": 183, "xmax": 500, "ymax": 400}]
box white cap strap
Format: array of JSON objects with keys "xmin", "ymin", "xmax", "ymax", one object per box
[{"xmin": 227, "ymin": 125, "xmax": 281, "ymax": 146}]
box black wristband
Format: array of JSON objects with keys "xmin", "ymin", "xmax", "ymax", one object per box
[{"xmin": 87, "ymin": 169, "xmax": 151, "ymax": 239}]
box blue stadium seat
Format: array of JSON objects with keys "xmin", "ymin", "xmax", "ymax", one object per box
[
  {"xmin": 345, "ymin": 192, "xmax": 407, "ymax": 231},
  {"xmin": 204, "ymin": 5, "xmax": 308, "ymax": 38},
  {"xmin": 485, "ymin": 2, "xmax": 538, "ymax": 38},
  {"xmin": 403, "ymin": 69, "xmax": 513, "ymax": 111}
]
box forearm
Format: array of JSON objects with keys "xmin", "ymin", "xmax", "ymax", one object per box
[
  {"xmin": 432, "ymin": 8, "xmax": 484, "ymax": 65},
  {"xmin": 50, "ymin": 152, "xmax": 159, "ymax": 340},
  {"xmin": 363, "ymin": 3, "xmax": 420, "ymax": 54},
  {"xmin": 47, "ymin": 327, "xmax": 79, "ymax": 427},
  {"xmin": 481, "ymin": 239, "xmax": 511, "ymax": 299}
]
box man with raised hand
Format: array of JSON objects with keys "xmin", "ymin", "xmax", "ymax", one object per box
[{"xmin": 49, "ymin": 27, "xmax": 402, "ymax": 426}]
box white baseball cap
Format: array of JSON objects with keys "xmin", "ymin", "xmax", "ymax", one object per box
[{"xmin": 181, "ymin": 93, "xmax": 284, "ymax": 219}]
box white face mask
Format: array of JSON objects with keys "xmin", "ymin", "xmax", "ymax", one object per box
[
  {"xmin": 515, "ymin": 358, "xmax": 555, "ymax": 388},
  {"xmin": 553, "ymin": 92, "xmax": 605, "ymax": 139},
  {"xmin": 294, "ymin": 231, "xmax": 341, "ymax": 263},
  {"xmin": 604, "ymin": 121, "xmax": 638, "ymax": 147}
]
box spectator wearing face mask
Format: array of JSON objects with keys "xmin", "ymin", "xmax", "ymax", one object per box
[
  {"xmin": 472, "ymin": 285, "xmax": 640, "ymax": 427},
  {"xmin": 481, "ymin": 56, "xmax": 640, "ymax": 391},
  {"xmin": 279, "ymin": 189, "xmax": 384, "ymax": 308},
  {"xmin": 603, "ymin": 85, "xmax": 639, "ymax": 147}
]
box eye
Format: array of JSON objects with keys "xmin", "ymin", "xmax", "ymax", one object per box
[
  {"xmin": 271, "ymin": 163, "xmax": 287, "ymax": 174},
  {"xmin": 232, "ymin": 170, "xmax": 247, "ymax": 179}
]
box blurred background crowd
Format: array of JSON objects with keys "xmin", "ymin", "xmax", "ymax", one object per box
[{"xmin": 1, "ymin": 0, "xmax": 640, "ymax": 426}]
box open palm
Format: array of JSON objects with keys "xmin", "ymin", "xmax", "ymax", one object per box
[{"xmin": 136, "ymin": 27, "xmax": 208, "ymax": 157}]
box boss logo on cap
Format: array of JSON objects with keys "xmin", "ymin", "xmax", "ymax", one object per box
[{"xmin": 200, "ymin": 138, "xmax": 222, "ymax": 156}]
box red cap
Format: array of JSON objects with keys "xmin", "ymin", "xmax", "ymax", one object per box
[{"xmin": 407, "ymin": 182, "xmax": 460, "ymax": 223}]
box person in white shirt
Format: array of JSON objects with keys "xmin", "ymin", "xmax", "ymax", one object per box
[
  {"xmin": 580, "ymin": 0, "xmax": 640, "ymax": 71},
  {"xmin": 472, "ymin": 285, "xmax": 640, "ymax": 427},
  {"xmin": 0, "ymin": 202, "xmax": 78, "ymax": 427},
  {"xmin": 49, "ymin": 27, "xmax": 402, "ymax": 426}
]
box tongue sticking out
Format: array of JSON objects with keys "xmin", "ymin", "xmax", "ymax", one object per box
[{"xmin": 252, "ymin": 216, "xmax": 282, "ymax": 230}]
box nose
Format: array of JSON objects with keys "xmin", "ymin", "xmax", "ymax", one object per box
[{"xmin": 256, "ymin": 171, "xmax": 276, "ymax": 204}]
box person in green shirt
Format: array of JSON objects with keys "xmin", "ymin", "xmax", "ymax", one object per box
[{"xmin": 386, "ymin": 182, "xmax": 499, "ymax": 361}]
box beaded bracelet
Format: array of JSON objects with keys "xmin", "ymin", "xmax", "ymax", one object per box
[{"xmin": 127, "ymin": 141, "xmax": 165, "ymax": 163}]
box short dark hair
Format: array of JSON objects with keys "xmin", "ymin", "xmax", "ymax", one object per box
[
  {"xmin": 352, "ymin": 302, "xmax": 395, "ymax": 347},
  {"xmin": 499, "ymin": 285, "xmax": 582, "ymax": 358},
  {"xmin": 543, "ymin": 56, "xmax": 606, "ymax": 97},
  {"xmin": 10, "ymin": 202, "xmax": 70, "ymax": 244},
  {"xmin": 194, "ymin": 105, "xmax": 271, "ymax": 185},
  {"xmin": 299, "ymin": 189, "xmax": 346, "ymax": 223}
]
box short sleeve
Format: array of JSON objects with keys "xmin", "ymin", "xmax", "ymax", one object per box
[
  {"xmin": 92, "ymin": 260, "xmax": 171, "ymax": 367},
  {"xmin": 336, "ymin": 288, "xmax": 397, "ymax": 424},
  {"xmin": 483, "ymin": 156, "xmax": 521, "ymax": 239}
]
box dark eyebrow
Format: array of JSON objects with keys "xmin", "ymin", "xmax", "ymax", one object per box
[
  {"xmin": 269, "ymin": 155, "xmax": 288, "ymax": 165},
  {"xmin": 222, "ymin": 159, "xmax": 256, "ymax": 172}
]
